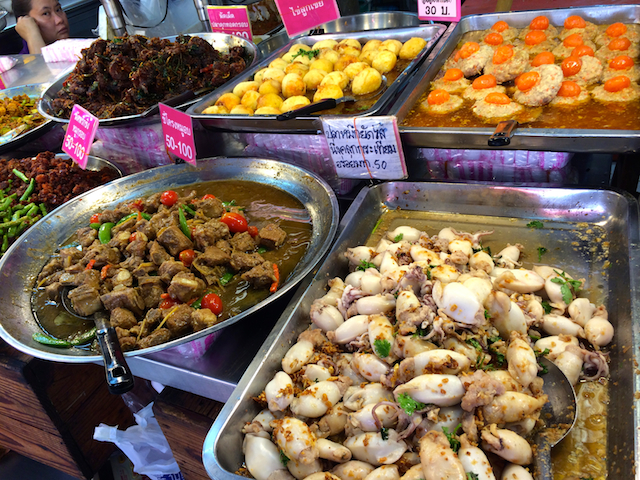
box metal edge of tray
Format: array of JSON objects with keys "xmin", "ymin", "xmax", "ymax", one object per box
[
  {"xmin": 203, "ymin": 181, "xmax": 640, "ymax": 479},
  {"xmin": 390, "ymin": 5, "xmax": 640, "ymax": 153},
  {"xmin": 0, "ymin": 83, "xmax": 57, "ymax": 155},
  {"xmin": 188, "ymin": 24, "xmax": 447, "ymax": 134},
  {"xmin": 0, "ymin": 157, "xmax": 339, "ymax": 362},
  {"xmin": 37, "ymin": 33, "xmax": 259, "ymax": 127}
]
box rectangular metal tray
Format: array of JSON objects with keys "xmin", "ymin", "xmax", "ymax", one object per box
[
  {"xmin": 188, "ymin": 25, "xmax": 446, "ymax": 134},
  {"xmin": 391, "ymin": 5, "xmax": 640, "ymax": 153},
  {"xmin": 202, "ymin": 181, "xmax": 640, "ymax": 479}
]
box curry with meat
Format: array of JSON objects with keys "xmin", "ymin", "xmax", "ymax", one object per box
[{"xmin": 32, "ymin": 180, "xmax": 312, "ymax": 352}]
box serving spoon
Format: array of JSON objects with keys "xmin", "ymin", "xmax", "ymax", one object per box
[
  {"xmin": 533, "ymin": 357, "xmax": 578, "ymax": 480},
  {"xmin": 60, "ymin": 286, "xmax": 135, "ymax": 395}
]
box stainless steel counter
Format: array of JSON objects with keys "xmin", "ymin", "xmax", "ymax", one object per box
[{"xmin": 1, "ymin": 55, "xmax": 74, "ymax": 88}]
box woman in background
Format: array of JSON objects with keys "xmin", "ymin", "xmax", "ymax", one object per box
[{"xmin": 12, "ymin": 0, "xmax": 70, "ymax": 54}]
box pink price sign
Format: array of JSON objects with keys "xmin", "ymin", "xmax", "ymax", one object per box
[
  {"xmin": 207, "ymin": 6, "xmax": 253, "ymax": 41},
  {"xmin": 62, "ymin": 104, "xmax": 99, "ymax": 169},
  {"xmin": 159, "ymin": 103, "xmax": 197, "ymax": 165},
  {"xmin": 418, "ymin": 0, "xmax": 461, "ymax": 22},
  {"xmin": 0, "ymin": 76, "xmax": 5, "ymax": 90},
  {"xmin": 274, "ymin": 0, "xmax": 340, "ymax": 37}
]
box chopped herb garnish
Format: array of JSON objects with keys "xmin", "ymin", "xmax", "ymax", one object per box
[
  {"xmin": 374, "ymin": 339, "xmax": 391, "ymax": 358},
  {"xmin": 357, "ymin": 259, "xmax": 376, "ymax": 271},
  {"xmin": 397, "ymin": 393, "xmax": 426, "ymax": 415},
  {"xmin": 541, "ymin": 301, "xmax": 552, "ymax": 314},
  {"xmin": 291, "ymin": 48, "xmax": 319, "ymax": 60},
  {"xmin": 393, "ymin": 233, "xmax": 404, "ymax": 242},
  {"xmin": 484, "ymin": 309, "xmax": 490, "ymax": 320},
  {"xmin": 371, "ymin": 217, "xmax": 384, "ymax": 234},
  {"xmin": 527, "ymin": 220, "xmax": 544, "ymax": 229},
  {"xmin": 467, "ymin": 473, "xmax": 479, "ymax": 480},
  {"xmin": 279, "ymin": 450, "xmax": 290, "ymax": 467},
  {"xmin": 535, "ymin": 348, "xmax": 551, "ymax": 358},
  {"xmin": 466, "ymin": 338, "xmax": 482, "ymax": 351},
  {"xmin": 442, "ymin": 423, "xmax": 461, "ymax": 453},
  {"xmin": 380, "ymin": 427, "xmax": 389, "ymax": 440},
  {"xmin": 412, "ymin": 325, "xmax": 430, "ymax": 338},
  {"xmin": 425, "ymin": 267, "xmax": 432, "ymax": 280},
  {"xmin": 537, "ymin": 246, "xmax": 548, "ymax": 262},
  {"xmin": 550, "ymin": 270, "xmax": 582, "ymax": 304}
]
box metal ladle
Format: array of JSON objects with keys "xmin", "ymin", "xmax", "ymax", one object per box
[
  {"xmin": 533, "ymin": 357, "xmax": 578, "ymax": 480},
  {"xmin": 60, "ymin": 286, "xmax": 135, "ymax": 395}
]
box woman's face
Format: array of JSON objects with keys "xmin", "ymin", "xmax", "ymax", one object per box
[{"xmin": 28, "ymin": 0, "xmax": 70, "ymax": 45}]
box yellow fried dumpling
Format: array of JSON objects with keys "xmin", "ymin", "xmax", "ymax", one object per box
[
  {"xmin": 289, "ymin": 43, "xmax": 311, "ymax": 53},
  {"xmin": 320, "ymin": 71, "xmax": 349, "ymax": 90},
  {"xmin": 343, "ymin": 62, "xmax": 370, "ymax": 81},
  {"xmin": 319, "ymin": 48, "xmax": 340, "ymax": 64},
  {"xmin": 203, "ymin": 105, "xmax": 229, "ymax": 114},
  {"xmin": 254, "ymin": 106, "xmax": 281, "ymax": 115},
  {"xmin": 362, "ymin": 39, "xmax": 382, "ymax": 52},
  {"xmin": 313, "ymin": 84, "xmax": 344, "ymax": 102},
  {"xmin": 259, "ymin": 80, "xmax": 282, "ymax": 95},
  {"xmin": 269, "ymin": 58, "xmax": 289, "ymax": 70},
  {"xmin": 232, "ymin": 81, "xmax": 259, "ymax": 98},
  {"xmin": 282, "ymin": 73, "xmax": 306, "ymax": 98},
  {"xmin": 262, "ymin": 68, "xmax": 286, "ymax": 83},
  {"xmin": 340, "ymin": 46, "xmax": 362, "ymax": 58},
  {"xmin": 303, "ymin": 69, "xmax": 327, "ymax": 90},
  {"xmin": 312, "ymin": 39, "xmax": 338, "ymax": 50},
  {"xmin": 359, "ymin": 49, "xmax": 378, "ymax": 65},
  {"xmin": 281, "ymin": 95, "xmax": 311, "ymax": 112},
  {"xmin": 351, "ymin": 67, "xmax": 383, "ymax": 95},
  {"xmin": 215, "ymin": 92, "xmax": 241, "ymax": 111},
  {"xmin": 241, "ymin": 90, "xmax": 261, "ymax": 110},
  {"xmin": 257, "ymin": 93, "xmax": 284, "ymax": 110},
  {"xmin": 230, "ymin": 105, "xmax": 254, "ymax": 115},
  {"xmin": 309, "ymin": 58, "xmax": 334, "ymax": 74},
  {"xmin": 372, "ymin": 50, "xmax": 397, "ymax": 74},
  {"xmin": 379, "ymin": 39, "xmax": 402, "ymax": 55},
  {"xmin": 334, "ymin": 54, "xmax": 360, "ymax": 72},
  {"xmin": 285, "ymin": 62, "xmax": 309, "ymax": 76},
  {"xmin": 253, "ymin": 68, "xmax": 268, "ymax": 83},
  {"xmin": 399, "ymin": 37, "xmax": 427, "ymax": 60},
  {"xmin": 337, "ymin": 38, "xmax": 362, "ymax": 52}
]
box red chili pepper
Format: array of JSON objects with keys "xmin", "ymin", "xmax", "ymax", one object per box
[
  {"xmin": 128, "ymin": 199, "xmax": 144, "ymax": 211},
  {"xmin": 247, "ymin": 225, "xmax": 259, "ymax": 237},
  {"xmin": 90, "ymin": 213, "xmax": 101, "ymax": 224},
  {"xmin": 159, "ymin": 298, "xmax": 180, "ymax": 309},
  {"xmin": 100, "ymin": 264, "xmax": 111, "ymax": 280},
  {"xmin": 129, "ymin": 232, "xmax": 138, "ymax": 242},
  {"xmin": 270, "ymin": 263, "xmax": 279, "ymax": 293},
  {"xmin": 85, "ymin": 259, "xmax": 96, "ymax": 270}
]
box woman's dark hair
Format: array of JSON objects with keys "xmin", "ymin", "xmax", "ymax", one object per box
[{"xmin": 12, "ymin": 0, "xmax": 33, "ymax": 18}]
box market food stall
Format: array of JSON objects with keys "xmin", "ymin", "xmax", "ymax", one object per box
[{"xmin": 0, "ymin": 2, "xmax": 638, "ymax": 480}]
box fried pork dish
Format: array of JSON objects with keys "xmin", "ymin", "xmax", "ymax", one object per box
[
  {"xmin": 35, "ymin": 187, "xmax": 294, "ymax": 351},
  {"xmin": 241, "ymin": 225, "xmax": 612, "ymax": 480},
  {"xmin": 50, "ymin": 35, "xmax": 248, "ymax": 119}
]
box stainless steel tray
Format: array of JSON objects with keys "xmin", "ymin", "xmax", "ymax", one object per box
[
  {"xmin": 189, "ymin": 25, "xmax": 446, "ymax": 134},
  {"xmin": 392, "ymin": 5, "xmax": 640, "ymax": 153},
  {"xmin": 0, "ymin": 83, "xmax": 57, "ymax": 155},
  {"xmin": 202, "ymin": 181, "xmax": 640, "ymax": 479},
  {"xmin": 38, "ymin": 33, "xmax": 259, "ymax": 127},
  {"xmin": 315, "ymin": 12, "xmax": 421, "ymax": 33},
  {"xmin": 0, "ymin": 158, "xmax": 339, "ymax": 362}
]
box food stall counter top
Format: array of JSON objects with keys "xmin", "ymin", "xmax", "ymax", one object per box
[
  {"xmin": 462, "ymin": 0, "xmax": 638, "ymax": 15},
  {"xmin": 1, "ymin": 55, "xmax": 75, "ymax": 90}
]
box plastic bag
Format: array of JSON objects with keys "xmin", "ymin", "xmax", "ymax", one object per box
[{"xmin": 94, "ymin": 402, "xmax": 184, "ymax": 480}]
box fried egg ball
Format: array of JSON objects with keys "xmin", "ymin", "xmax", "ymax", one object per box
[
  {"xmin": 359, "ymin": 49, "xmax": 378, "ymax": 65},
  {"xmin": 285, "ymin": 62, "xmax": 310, "ymax": 76},
  {"xmin": 351, "ymin": 67, "xmax": 383, "ymax": 95},
  {"xmin": 379, "ymin": 39, "xmax": 403, "ymax": 55},
  {"xmin": 215, "ymin": 92, "xmax": 241, "ymax": 111},
  {"xmin": 258, "ymin": 80, "xmax": 281, "ymax": 95},
  {"xmin": 281, "ymin": 95, "xmax": 311, "ymax": 112},
  {"xmin": 254, "ymin": 106, "xmax": 281, "ymax": 115},
  {"xmin": 313, "ymin": 84, "xmax": 344, "ymax": 102},
  {"xmin": 230, "ymin": 105, "xmax": 254, "ymax": 115},
  {"xmin": 319, "ymin": 48, "xmax": 340, "ymax": 64},
  {"xmin": 309, "ymin": 58, "xmax": 334, "ymax": 74},
  {"xmin": 253, "ymin": 68, "xmax": 268, "ymax": 83},
  {"xmin": 269, "ymin": 58, "xmax": 289, "ymax": 70},
  {"xmin": 232, "ymin": 81, "xmax": 259, "ymax": 98},
  {"xmin": 262, "ymin": 68, "xmax": 286, "ymax": 84},
  {"xmin": 202, "ymin": 105, "xmax": 229, "ymax": 114},
  {"xmin": 257, "ymin": 93, "xmax": 284, "ymax": 110},
  {"xmin": 343, "ymin": 61, "xmax": 369, "ymax": 81},
  {"xmin": 282, "ymin": 73, "xmax": 306, "ymax": 98},
  {"xmin": 340, "ymin": 46, "xmax": 362, "ymax": 58},
  {"xmin": 334, "ymin": 54, "xmax": 360, "ymax": 72},
  {"xmin": 362, "ymin": 39, "xmax": 382, "ymax": 52},
  {"xmin": 372, "ymin": 50, "xmax": 397, "ymax": 74},
  {"xmin": 399, "ymin": 37, "xmax": 428, "ymax": 60},
  {"xmin": 289, "ymin": 43, "xmax": 311, "ymax": 53},
  {"xmin": 320, "ymin": 70, "xmax": 349, "ymax": 90},
  {"xmin": 337, "ymin": 38, "xmax": 362, "ymax": 52},
  {"xmin": 241, "ymin": 90, "xmax": 261, "ymax": 110},
  {"xmin": 313, "ymin": 39, "xmax": 338, "ymax": 50},
  {"xmin": 303, "ymin": 69, "xmax": 327, "ymax": 90}
]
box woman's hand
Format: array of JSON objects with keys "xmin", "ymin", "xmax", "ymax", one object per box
[{"xmin": 15, "ymin": 16, "xmax": 46, "ymax": 54}]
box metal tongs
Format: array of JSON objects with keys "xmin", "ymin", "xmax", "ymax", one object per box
[{"xmin": 488, "ymin": 119, "xmax": 518, "ymax": 146}]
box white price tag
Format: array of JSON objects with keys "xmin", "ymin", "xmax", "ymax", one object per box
[
  {"xmin": 418, "ymin": 0, "xmax": 461, "ymax": 22},
  {"xmin": 322, "ymin": 116, "xmax": 407, "ymax": 180}
]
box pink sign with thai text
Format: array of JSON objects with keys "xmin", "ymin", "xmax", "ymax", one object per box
[
  {"xmin": 274, "ymin": 0, "xmax": 340, "ymax": 37},
  {"xmin": 207, "ymin": 6, "xmax": 253, "ymax": 41},
  {"xmin": 62, "ymin": 104, "xmax": 99, "ymax": 169},
  {"xmin": 0, "ymin": 76, "xmax": 5, "ymax": 90},
  {"xmin": 418, "ymin": 0, "xmax": 461, "ymax": 22},
  {"xmin": 159, "ymin": 103, "xmax": 197, "ymax": 165}
]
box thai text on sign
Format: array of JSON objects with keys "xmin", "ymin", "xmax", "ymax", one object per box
[
  {"xmin": 207, "ymin": 6, "xmax": 253, "ymax": 41},
  {"xmin": 62, "ymin": 104, "xmax": 99, "ymax": 169},
  {"xmin": 273, "ymin": 0, "xmax": 340, "ymax": 37},
  {"xmin": 159, "ymin": 103, "xmax": 197, "ymax": 165},
  {"xmin": 418, "ymin": 0, "xmax": 461, "ymax": 22}
]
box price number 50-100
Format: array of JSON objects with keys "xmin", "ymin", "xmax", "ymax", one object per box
[
  {"xmin": 165, "ymin": 134, "xmax": 194, "ymax": 161},
  {"xmin": 63, "ymin": 135, "xmax": 86, "ymax": 159}
]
